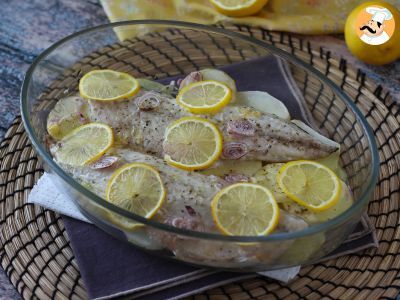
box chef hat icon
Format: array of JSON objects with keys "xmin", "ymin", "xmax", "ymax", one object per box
[{"xmin": 366, "ymin": 6, "xmax": 393, "ymax": 23}]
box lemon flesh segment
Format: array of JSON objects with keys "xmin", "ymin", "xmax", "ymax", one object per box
[
  {"xmin": 209, "ymin": 0, "xmax": 268, "ymax": 17},
  {"xmin": 211, "ymin": 183, "xmax": 279, "ymax": 236},
  {"xmin": 106, "ymin": 163, "xmax": 166, "ymax": 221},
  {"xmin": 79, "ymin": 70, "xmax": 140, "ymax": 101},
  {"xmin": 176, "ymin": 80, "xmax": 232, "ymax": 114},
  {"xmin": 55, "ymin": 123, "xmax": 114, "ymax": 166},
  {"xmin": 277, "ymin": 160, "xmax": 341, "ymax": 212},
  {"xmin": 163, "ymin": 117, "xmax": 223, "ymax": 171}
]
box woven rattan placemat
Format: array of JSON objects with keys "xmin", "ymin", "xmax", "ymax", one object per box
[{"xmin": 0, "ymin": 25, "xmax": 399, "ymax": 300}]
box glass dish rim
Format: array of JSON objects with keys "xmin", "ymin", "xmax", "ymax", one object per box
[{"xmin": 20, "ymin": 20, "xmax": 380, "ymax": 243}]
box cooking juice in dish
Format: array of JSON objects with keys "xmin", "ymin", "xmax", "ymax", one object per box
[{"xmin": 46, "ymin": 68, "xmax": 352, "ymax": 265}]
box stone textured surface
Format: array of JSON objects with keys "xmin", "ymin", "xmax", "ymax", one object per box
[
  {"xmin": 0, "ymin": 1, "xmax": 107, "ymax": 298},
  {"xmin": 0, "ymin": 0, "xmax": 398, "ymax": 298},
  {"xmin": 0, "ymin": 0, "xmax": 107, "ymax": 138}
]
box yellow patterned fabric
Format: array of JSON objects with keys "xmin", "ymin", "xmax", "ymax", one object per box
[{"xmin": 100, "ymin": 0, "xmax": 400, "ymax": 40}]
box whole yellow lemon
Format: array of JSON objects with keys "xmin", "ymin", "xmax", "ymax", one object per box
[
  {"xmin": 345, "ymin": 1, "xmax": 400, "ymax": 65},
  {"xmin": 209, "ymin": 0, "xmax": 269, "ymax": 17}
]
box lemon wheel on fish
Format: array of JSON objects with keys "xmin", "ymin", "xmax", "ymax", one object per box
[
  {"xmin": 79, "ymin": 69, "xmax": 140, "ymax": 101},
  {"xmin": 281, "ymin": 180, "xmax": 353, "ymax": 224},
  {"xmin": 54, "ymin": 123, "xmax": 114, "ymax": 166},
  {"xmin": 106, "ymin": 163, "xmax": 166, "ymax": 225},
  {"xmin": 163, "ymin": 117, "xmax": 223, "ymax": 171},
  {"xmin": 277, "ymin": 160, "xmax": 341, "ymax": 212},
  {"xmin": 211, "ymin": 183, "xmax": 279, "ymax": 236},
  {"xmin": 176, "ymin": 80, "xmax": 232, "ymax": 114}
]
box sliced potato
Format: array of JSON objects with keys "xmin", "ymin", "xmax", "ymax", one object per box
[
  {"xmin": 200, "ymin": 160, "xmax": 262, "ymax": 177},
  {"xmin": 315, "ymin": 151, "xmax": 340, "ymax": 171},
  {"xmin": 137, "ymin": 78, "xmax": 176, "ymax": 97},
  {"xmin": 137, "ymin": 78, "xmax": 166, "ymax": 92},
  {"xmin": 316, "ymin": 151, "xmax": 348, "ymax": 182},
  {"xmin": 336, "ymin": 166, "xmax": 347, "ymax": 182},
  {"xmin": 281, "ymin": 180, "xmax": 353, "ymax": 224},
  {"xmin": 200, "ymin": 69, "xmax": 237, "ymax": 94},
  {"xmin": 251, "ymin": 163, "xmax": 291, "ymax": 203},
  {"xmin": 235, "ymin": 91, "xmax": 290, "ymax": 120}
]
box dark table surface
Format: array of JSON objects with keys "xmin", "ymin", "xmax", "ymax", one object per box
[{"xmin": 0, "ymin": 0, "xmax": 399, "ymax": 298}]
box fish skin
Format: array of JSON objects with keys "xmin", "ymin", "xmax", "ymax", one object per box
[
  {"xmin": 216, "ymin": 107, "xmax": 338, "ymax": 161},
  {"xmin": 85, "ymin": 90, "xmax": 338, "ymax": 162}
]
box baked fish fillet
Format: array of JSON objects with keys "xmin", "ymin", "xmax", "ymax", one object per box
[
  {"xmin": 52, "ymin": 147, "xmax": 309, "ymax": 264},
  {"xmin": 52, "ymin": 147, "xmax": 307, "ymax": 235},
  {"xmin": 52, "ymin": 147, "xmax": 223, "ymax": 229},
  {"xmin": 81, "ymin": 90, "xmax": 337, "ymax": 162}
]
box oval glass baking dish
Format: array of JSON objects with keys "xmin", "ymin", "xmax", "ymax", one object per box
[{"xmin": 21, "ymin": 20, "xmax": 379, "ymax": 271}]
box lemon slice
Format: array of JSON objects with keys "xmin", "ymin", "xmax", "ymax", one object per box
[
  {"xmin": 209, "ymin": 0, "xmax": 268, "ymax": 17},
  {"xmin": 277, "ymin": 160, "xmax": 341, "ymax": 212},
  {"xmin": 281, "ymin": 180, "xmax": 353, "ymax": 224},
  {"xmin": 163, "ymin": 116, "xmax": 223, "ymax": 171},
  {"xmin": 47, "ymin": 96, "xmax": 87, "ymax": 140},
  {"xmin": 106, "ymin": 163, "xmax": 166, "ymax": 223},
  {"xmin": 79, "ymin": 70, "xmax": 140, "ymax": 101},
  {"xmin": 55, "ymin": 123, "xmax": 114, "ymax": 166},
  {"xmin": 176, "ymin": 80, "xmax": 232, "ymax": 114},
  {"xmin": 211, "ymin": 183, "xmax": 279, "ymax": 236}
]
